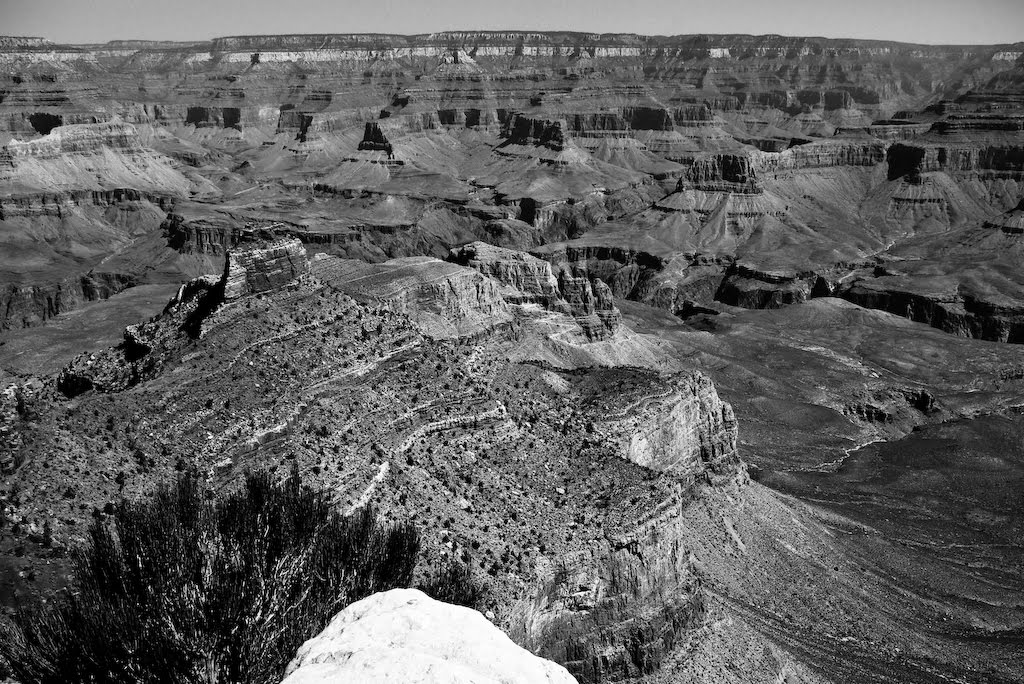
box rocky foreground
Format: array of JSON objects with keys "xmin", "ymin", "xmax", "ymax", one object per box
[
  {"xmin": 282, "ymin": 589, "xmax": 577, "ymax": 684},
  {"xmin": 2, "ymin": 238, "xmax": 1022, "ymax": 683}
]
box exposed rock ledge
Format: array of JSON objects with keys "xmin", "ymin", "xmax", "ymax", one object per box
[
  {"xmin": 450, "ymin": 241, "xmax": 622, "ymax": 341},
  {"xmin": 222, "ymin": 237, "xmax": 309, "ymax": 300},
  {"xmin": 313, "ymin": 255, "xmax": 512, "ymax": 340},
  {"xmin": 282, "ymin": 588, "xmax": 577, "ymax": 684},
  {"xmin": 597, "ymin": 371, "xmax": 738, "ymax": 476},
  {"xmin": 56, "ymin": 239, "xmax": 311, "ymax": 396}
]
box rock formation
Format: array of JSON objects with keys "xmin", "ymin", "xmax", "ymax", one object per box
[
  {"xmin": 317, "ymin": 256, "xmax": 512, "ymax": 339},
  {"xmin": 448, "ymin": 242, "xmax": 624, "ymax": 340},
  {"xmin": 598, "ymin": 371, "xmax": 739, "ymax": 476},
  {"xmin": 56, "ymin": 238, "xmax": 309, "ymax": 395},
  {"xmin": 556, "ymin": 270, "xmax": 622, "ymax": 341},
  {"xmin": 449, "ymin": 241, "xmax": 567, "ymax": 310},
  {"xmin": 282, "ymin": 589, "xmax": 578, "ymax": 684},
  {"xmin": 685, "ymin": 154, "xmax": 762, "ymax": 193},
  {"xmin": 502, "ymin": 114, "xmax": 570, "ymax": 151},
  {"xmin": 222, "ymin": 238, "xmax": 309, "ymax": 300},
  {"xmin": 356, "ymin": 121, "xmax": 394, "ymax": 154}
]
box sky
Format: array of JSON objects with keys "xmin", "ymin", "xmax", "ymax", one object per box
[{"xmin": 2, "ymin": 0, "xmax": 1023, "ymax": 46}]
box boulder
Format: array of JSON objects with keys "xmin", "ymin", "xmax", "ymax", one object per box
[{"xmin": 282, "ymin": 589, "xmax": 577, "ymax": 684}]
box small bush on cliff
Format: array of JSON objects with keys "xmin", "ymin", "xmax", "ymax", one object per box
[
  {"xmin": 0, "ymin": 466, "xmax": 420, "ymax": 684},
  {"xmin": 419, "ymin": 557, "xmax": 487, "ymax": 609}
]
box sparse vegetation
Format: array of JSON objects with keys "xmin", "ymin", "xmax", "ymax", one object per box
[{"xmin": 0, "ymin": 466, "xmax": 421, "ymax": 684}]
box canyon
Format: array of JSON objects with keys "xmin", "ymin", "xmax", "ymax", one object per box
[{"xmin": 0, "ymin": 30, "xmax": 1023, "ymax": 684}]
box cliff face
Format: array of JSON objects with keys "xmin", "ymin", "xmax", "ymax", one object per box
[
  {"xmin": 3, "ymin": 121, "xmax": 144, "ymax": 158},
  {"xmin": 515, "ymin": 368, "xmax": 741, "ymax": 682},
  {"xmin": 515, "ymin": 508, "xmax": 706, "ymax": 682},
  {"xmin": 887, "ymin": 139, "xmax": 1024, "ymax": 181},
  {"xmin": 316, "ymin": 256, "xmax": 513, "ymax": 340},
  {"xmin": 222, "ymin": 238, "xmax": 309, "ymax": 300},
  {"xmin": 502, "ymin": 114, "xmax": 570, "ymax": 151},
  {"xmin": 599, "ymin": 372, "xmax": 738, "ymax": 476},
  {"xmin": 685, "ymin": 154, "xmax": 761, "ymax": 193},
  {"xmin": 450, "ymin": 241, "xmax": 623, "ymax": 340},
  {"xmin": 0, "ymin": 272, "xmax": 139, "ymax": 331},
  {"xmin": 2, "ymin": 33, "xmax": 1017, "ymax": 139},
  {"xmin": 839, "ymin": 281, "xmax": 1024, "ymax": 343},
  {"xmin": 754, "ymin": 139, "xmax": 888, "ymax": 170},
  {"xmin": 556, "ymin": 269, "xmax": 622, "ymax": 341},
  {"xmin": 449, "ymin": 241, "xmax": 567, "ymax": 310},
  {"xmin": 0, "ymin": 121, "xmax": 204, "ymax": 195}
]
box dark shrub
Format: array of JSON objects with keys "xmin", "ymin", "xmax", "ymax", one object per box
[
  {"xmin": 0, "ymin": 466, "xmax": 420, "ymax": 684},
  {"xmin": 420, "ymin": 558, "xmax": 486, "ymax": 610}
]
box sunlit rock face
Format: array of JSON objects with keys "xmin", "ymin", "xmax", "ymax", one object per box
[
  {"xmin": 281, "ymin": 589, "xmax": 578, "ymax": 684},
  {"xmin": 222, "ymin": 238, "xmax": 309, "ymax": 301}
]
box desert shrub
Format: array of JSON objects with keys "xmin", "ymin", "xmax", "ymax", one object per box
[
  {"xmin": 419, "ymin": 557, "xmax": 486, "ymax": 609},
  {"xmin": 0, "ymin": 466, "xmax": 419, "ymax": 684}
]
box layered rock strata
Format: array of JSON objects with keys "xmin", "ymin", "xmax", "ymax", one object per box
[
  {"xmin": 222, "ymin": 238, "xmax": 309, "ymax": 300},
  {"xmin": 450, "ymin": 241, "xmax": 622, "ymax": 340}
]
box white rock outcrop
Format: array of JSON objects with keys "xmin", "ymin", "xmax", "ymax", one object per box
[{"xmin": 282, "ymin": 588, "xmax": 577, "ymax": 684}]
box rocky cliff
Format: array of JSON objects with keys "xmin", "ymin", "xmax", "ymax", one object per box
[
  {"xmin": 449, "ymin": 241, "xmax": 625, "ymax": 341},
  {"xmin": 449, "ymin": 241, "xmax": 568, "ymax": 311},
  {"xmin": 0, "ymin": 271, "xmax": 139, "ymax": 331},
  {"xmin": 598, "ymin": 371, "xmax": 738, "ymax": 476},
  {"xmin": 514, "ymin": 505, "xmax": 707, "ymax": 682},
  {"xmin": 55, "ymin": 238, "xmax": 309, "ymax": 395},
  {"xmin": 316, "ymin": 256, "xmax": 513, "ymax": 339},
  {"xmin": 222, "ymin": 238, "xmax": 309, "ymax": 300},
  {"xmin": 556, "ymin": 270, "xmax": 622, "ymax": 341}
]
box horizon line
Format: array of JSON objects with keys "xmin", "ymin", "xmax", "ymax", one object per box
[{"xmin": 4, "ymin": 30, "xmax": 1023, "ymax": 49}]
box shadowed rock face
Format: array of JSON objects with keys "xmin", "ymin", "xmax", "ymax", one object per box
[
  {"xmin": 357, "ymin": 121, "xmax": 393, "ymax": 153},
  {"xmin": 503, "ymin": 114, "xmax": 570, "ymax": 151},
  {"xmin": 1, "ymin": 271, "xmax": 141, "ymax": 331},
  {"xmin": 686, "ymin": 154, "xmax": 761, "ymax": 193}
]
